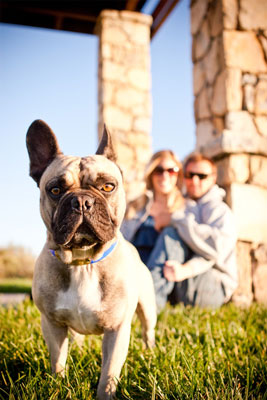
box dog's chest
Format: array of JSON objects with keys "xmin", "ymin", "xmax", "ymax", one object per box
[{"xmin": 53, "ymin": 265, "xmax": 103, "ymax": 334}]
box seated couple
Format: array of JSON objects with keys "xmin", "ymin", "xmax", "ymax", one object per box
[{"xmin": 122, "ymin": 151, "xmax": 238, "ymax": 311}]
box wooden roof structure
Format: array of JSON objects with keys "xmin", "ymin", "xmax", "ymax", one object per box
[{"xmin": 0, "ymin": 0, "xmax": 180, "ymax": 38}]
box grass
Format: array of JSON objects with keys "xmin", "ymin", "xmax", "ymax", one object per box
[
  {"xmin": 0, "ymin": 300, "xmax": 266, "ymax": 399},
  {"xmin": 0, "ymin": 279, "xmax": 32, "ymax": 294}
]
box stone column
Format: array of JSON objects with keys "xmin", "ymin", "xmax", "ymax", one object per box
[
  {"xmin": 191, "ymin": 0, "xmax": 267, "ymax": 306},
  {"xmin": 95, "ymin": 10, "xmax": 153, "ymax": 200}
]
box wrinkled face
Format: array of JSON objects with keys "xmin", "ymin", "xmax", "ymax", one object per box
[
  {"xmin": 151, "ymin": 157, "xmax": 179, "ymax": 196},
  {"xmin": 184, "ymin": 160, "xmax": 216, "ymax": 200},
  {"xmin": 39, "ymin": 154, "xmax": 126, "ymax": 250}
]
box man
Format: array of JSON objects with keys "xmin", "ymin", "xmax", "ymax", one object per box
[{"xmin": 147, "ymin": 153, "xmax": 238, "ymax": 311}]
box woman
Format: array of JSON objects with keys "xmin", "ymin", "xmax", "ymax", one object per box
[{"xmin": 121, "ymin": 150, "xmax": 187, "ymax": 265}]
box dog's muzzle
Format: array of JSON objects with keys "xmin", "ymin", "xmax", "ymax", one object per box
[
  {"xmin": 52, "ymin": 190, "xmax": 116, "ymax": 248},
  {"xmin": 70, "ymin": 194, "xmax": 94, "ymax": 213}
]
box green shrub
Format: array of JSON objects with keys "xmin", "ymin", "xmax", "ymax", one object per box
[{"xmin": 0, "ymin": 245, "xmax": 35, "ymax": 279}]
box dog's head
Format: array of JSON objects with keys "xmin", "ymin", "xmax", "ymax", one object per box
[{"xmin": 26, "ymin": 120, "xmax": 126, "ymax": 264}]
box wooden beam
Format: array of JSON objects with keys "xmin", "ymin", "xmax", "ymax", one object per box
[
  {"xmin": 125, "ymin": 0, "xmax": 140, "ymax": 11},
  {"xmin": 1, "ymin": 4, "xmax": 97, "ymax": 23},
  {"xmin": 55, "ymin": 16, "xmax": 63, "ymax": 30},
  {"xmin": 0, "ymin": 1, "xmax": 180, "ymax": 38},
  {"xmin": 151, "ymin": 0, "xmax": 180, "ymax": 38},
  {"xmin": 125, "ymin": 0, "xmax": 147, "ymax": 12}
]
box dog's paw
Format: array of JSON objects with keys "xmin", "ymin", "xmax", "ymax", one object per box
[
  {"xmin": 142, "ymin": 328, "xmax": 155, "ymax": 349},
  {"xmin": 97, "ymin": 377, "xmax": 118, "ymax": 400}
]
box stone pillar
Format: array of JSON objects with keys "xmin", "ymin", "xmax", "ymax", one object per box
[
  {"xmin": 191, "ymin": 0, "xmax": 267, "ymax": 306},
  {"xmin": 96, "ymin": 10, "xmax": 153, "ymax": 200}
]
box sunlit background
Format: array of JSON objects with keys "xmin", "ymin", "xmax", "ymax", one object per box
[{"xmin": 0, "ymin": 0, "xmax": 195, "ymax": 255}]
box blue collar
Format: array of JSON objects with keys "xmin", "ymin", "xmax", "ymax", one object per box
[
  {"xmin": 50, "ymin": 241, "xmax": 118, "ymax": 266},
  {"xmin": 91, "ymin": 241, "xmax": 117, "ymax": 264}
]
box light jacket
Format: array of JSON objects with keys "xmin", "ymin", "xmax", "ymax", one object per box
[
  {"xmin": 121, "ymin": 191, "xmax": 154, "ymax": 242},
  {"xmin": 171, "ymin": 184, "xmax": 238, "ymax": 301},
  {"xmin": 121, "ymin": 185, "xmax": 238, "ymax": 302}
]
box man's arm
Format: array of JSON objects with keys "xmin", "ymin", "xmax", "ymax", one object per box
[
  {"xmin": 171, "ymin": 202, "xmax": 237, "ymax": 264},
  {"xmin": 163, "ymin": 255, "xmax": 214, "ymax": 281}
]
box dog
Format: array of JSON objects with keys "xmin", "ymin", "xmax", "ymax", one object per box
[{"xmin": 26, "ymin": 120, "xmax": 157, "ymax": 399}]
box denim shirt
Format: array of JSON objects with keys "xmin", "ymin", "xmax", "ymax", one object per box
[{"xmin": 132, "ymin": 215, "xmax": 159, "ymax": 264}]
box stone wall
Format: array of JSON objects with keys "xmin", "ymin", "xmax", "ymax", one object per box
[
  {"xmin": 191, "ymin": 0, "xmax": 267, "ymax": 305},
  {"xmin": 96, "ymin": 10, "xmax": 153, "ymax": 200},
  {"xmin": 95, "ymin": 3, "xmax": 267, "ymax": 305}
]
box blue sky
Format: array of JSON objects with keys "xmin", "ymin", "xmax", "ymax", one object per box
[{"xmin": 0, "ymin": 0, "xmax": 195, "ymax": 255}]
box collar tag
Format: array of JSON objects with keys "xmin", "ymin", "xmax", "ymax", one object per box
[{"xmin": 49, "ymin": 241, "xmax": 118, "ymax": 266}]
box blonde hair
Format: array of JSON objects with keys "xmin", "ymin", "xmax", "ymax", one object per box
[
  {"xmin": 145, "ymin": 150, "xmax": 184, "ymax": 212},
  {"xmin": 125, "ymin": 150, "xmax": 184, "ymax": 219}
]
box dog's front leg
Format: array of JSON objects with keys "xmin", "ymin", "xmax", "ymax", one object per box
[
  {"xmin": 41, "ymin": 315, "xmax": 68, "ymax": 375},
  {"xmin": 97, "ymin": 322, "xmax": 131, "ymax": 400}
]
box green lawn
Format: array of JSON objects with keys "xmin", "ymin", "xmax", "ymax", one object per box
[
  {"xmin": 0, "ymin": 279, "xmax": 32, "ymax": 294},
  {"xmin": 0, "ymin": 300, "xmax": 266, "ymax": 399}
]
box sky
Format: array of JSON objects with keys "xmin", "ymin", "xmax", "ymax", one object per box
[{"xmin": 0, "ymin": 0, "xmax": 195, "ymax": 256}]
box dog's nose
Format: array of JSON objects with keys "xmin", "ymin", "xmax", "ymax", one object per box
[{"xmin": 71, "ymin": 196, "xmax": 94, "ymax": 212}]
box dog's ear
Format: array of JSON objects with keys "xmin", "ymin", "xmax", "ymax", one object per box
[
  {"xmin": 95, "ymin": 124, "xmax": 117, "ymax": 162},
  {"xmin": 26, "ymin": 119, "xmax": 62, "ymax": 185}
]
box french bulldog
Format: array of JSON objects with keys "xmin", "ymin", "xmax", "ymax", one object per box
[{"xmin": 26, "ymin": 120, "xmax": 157, "ymax": 399}]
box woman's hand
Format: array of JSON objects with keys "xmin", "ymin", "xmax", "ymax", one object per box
[{"xmin": 163, "ymin": 260, "xmax": 190, "ymax": 282}]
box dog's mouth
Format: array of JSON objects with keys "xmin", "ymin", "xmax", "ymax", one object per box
[
  {"xmin": 51, "ymin": 191, "xmax": 117, "ymax": 263},
  {"xmin": 70, "ymin": 237, "xmax": 95, "ymax": 249},
  {"xmin": 63, "ymin": 223, "xmax": 99, "ymax": 250}
]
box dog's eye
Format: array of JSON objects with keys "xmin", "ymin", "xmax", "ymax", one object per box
[
  {"xmin": 50, "ymin": 187, "xmax": 61, "ymax": 196},
  {"xmin": 101, "ymin": 183, "xmax": 115, "ymax": 193}
]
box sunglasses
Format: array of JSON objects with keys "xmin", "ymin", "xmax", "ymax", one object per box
[
  {"xmin": 153, "ymin": 166, "xmax": 179, "ymax": 176},
  {"xmin": 184, "ymin": 172, "xmax": 211, "ymax": 180}
]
